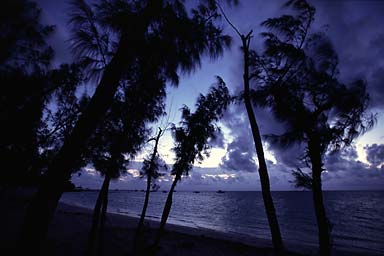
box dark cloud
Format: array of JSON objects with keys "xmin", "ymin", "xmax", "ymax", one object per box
[
  {"xmin": 71, "ymin": 145, "xmax": 384, "ymax": 191},
  {"xmin": 219, "ymin": 0, "xmax": 384, "ymax": 190},
  {"xmin": 208, "ymin": 128, "xmax": 226, "ymax": 149},
  {"xmin": 221, "ymin": 143, "xmax": 257, "ymax": 172},
  {"xmin": 369, "ymin": 68, "xmax": 384, "ymax": 108},
  {"xmin": 339, "ymin": 146, "xmax": 359, "ymax": 161},
  {"xmin": 317, "ymin": 145, "xmax": 384, "ymax": 189},
  {"xmin": 313, "ymin": 0, "xmax": 384, "ymax": 108},
  {"xmin": 38, "ymin": 0, "xmax": 384, "ymax": 190},
  {"xmin": 219, "ymin": 93, "xmax": 288, "ymax": 172},
  {"xmin": 219, "ymin": 105, "xmax": 257, "ymax": 172},
  {"xmin": 365, "ymin": 144, "xmax": 384, "ymax": 167},
  {"xmin": 267, "ymin": 142, "xmax": 306, "ymax": 169}
]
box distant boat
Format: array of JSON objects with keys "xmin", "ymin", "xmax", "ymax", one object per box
[
  {"xmin": 193, "ymin": 191, "xmax": 200, "ymax": 193},
  {"xmin": 216, "ymin": 190, "xmax": 224, "ymax": 193},
  {"xmin": 162, "ymin": 190, "xmax": 167, "ymax": 193}
]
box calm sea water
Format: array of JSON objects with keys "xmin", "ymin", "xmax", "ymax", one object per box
[{"xmin": 60, "ymin": 191, "xmax": 384, "ymax": 255}]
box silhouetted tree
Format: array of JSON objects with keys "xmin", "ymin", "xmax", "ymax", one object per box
[
  {"xmin": 291, "ymin": 168, "xmax": 312, "ymax": 190},
  {"xmin": 85, "ymin": 100, "xmax": 130, "ymax": 256},
  {"xmin": 153, "ymin": 78, "xmax": 231, "ymax": 249},
  {"xmin": 134, "ymin": 127, "xmax": 167, "ymax": 252},
  {"xmin": 20, "ymin": 0, "xmax": 234, "ymax": 252},
  {"xmin": 36, "ymin": 64, "xmax": 87, "ymax": 177},
  {"xmin": 0, "ymin": 0, "xmax": 54, "ymax": 69},
  {"xmin": 217, "ymin": 3, "xmax": 285, "ymax": 254},
  {"xmin": 0, "ymin": 1, "xmax": 86, "ymax": 187},
  {"xmin": 85, "ymin": 61, "xmax": 168, "ymax": 256},
  {"xmin": 252, "ymin": 1, "xmax": 376, "ymax": 255},
  {"xmin": 0, "ymin": 0, "xmax": 54, "ymax": 186},
  {"xmin": 1, "ymin": 70, "xmax": 48, "ymax": 185}
]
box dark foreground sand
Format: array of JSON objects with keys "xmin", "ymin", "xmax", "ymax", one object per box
[
  {"xmin": 0, "ymin": 188, "xmax": 295, "ymax": 256},
  {"xmin": 0, "ymin": 188, "xmax": 373, "ymax": 256},
  {"xmin": 47, "ymin": 203, "xmax": 287, "ymax": 256}
]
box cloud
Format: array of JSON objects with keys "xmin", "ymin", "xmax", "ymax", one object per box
[
  {"xmin": 313, "ymin": 0, "xmax": 384, "ymax": 109},
  {"xmin": 369, "ymin": 67, "xmax": 384, "ymax": 108},
  {"xmin": 364, "ymin": 144, "xmax": 384, "ymax": 167},
  {"xmin": 220, "ymin": 105, "xmax": 257, "ymax": 172},
  {"xmin": 267, "ymin": 142, "xmax": 306, "ymax": 169},
  {"xmin": 321, "ymin": 145, "xmax": 384, "ymax": 190},
  {"xmin": 71, "ymin": 145, "xmax": 384, "ymax": 191},
  {"xmin": 208, "ymin": 128, "xmax": 226, "ymax": 148},
  {"xmin": 219, "ymin": 0, "xmax": 384, "ymax": 190},
  {"xmin": 41, "ymin": 0, "xmax": 384, "ymax": 191}
]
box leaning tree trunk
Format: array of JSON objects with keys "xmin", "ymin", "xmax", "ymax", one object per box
[
  {"xmin": 134, "ymin": 128, "xmax": 162, "ymax": 251},
  {"xmin": 241, "ymin": 34, "xmax": 284, "ymax": 255},
  {"xmin": 97, "ymin": 174, "xmax": 111, "ymax": 256},
  {"xmin": 86, "ymin": 174, "xmax": 111, "ymax": 256},
  {"xmin": 18, "ymin": 2, "xmax": 160, "ymax": 253},
  {"xmin": 308, "ymin": 136, "xmax": 331, "ymax": 256},
  {"xmin": 134, "ymin": 173, "xmax": 152, "ymax": 252},
  {"xmin": 18, "ymin": 38, "xmax": 130, "ymax": 254},
  {"xmin": 153, "ymin": 174, "xmax": 179, "ymax": 249}
]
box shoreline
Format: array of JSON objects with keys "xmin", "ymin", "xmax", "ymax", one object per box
[
  {"xmin": 0, "ymin": 189, "xmax": 287, "ymax": 256},
  {"xmin": 1, "ymin": 188, "xmax": 381, "ymax": 255},
  {"xmin": 53, "ymin": 202, "xmax": 282, "ymax": 256},
  {"xmin": 54, "ymin": 203, "xmax": 367, "ymax": 256}
]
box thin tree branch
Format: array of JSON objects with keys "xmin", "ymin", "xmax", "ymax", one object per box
[{"xmin": 216, "ymin": 1, "xmax": 242, "ymax": 38}]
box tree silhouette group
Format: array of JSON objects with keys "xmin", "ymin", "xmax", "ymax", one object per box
[{"xmin": 0, "ymin": 0, "xmax": 375, "ymax": 256}]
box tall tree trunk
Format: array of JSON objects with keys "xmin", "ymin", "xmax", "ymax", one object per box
[
  {"xmin": 86, "ymin": 175, "xmax": 110, "ymax": 256},
  {"xmin": 134, "ymin": 128, "xmax": 162, "ymax": 252},
  {"xmin": 241, "ymin": 35, "xmax": 284, "ymax": 255},
  {"xmin": 308, "ymin": 136, "xmax": 331, "ymax": 256},
  {"xmin": 153, "ymin": 174, "xmax": 179, "ymax": 249},
  {"xmin": 97, "ymin": 174, "xmax": 110, "ymax": 256},
  {"xmin": 18, "ymin": 36, "xmax": 130, "ymax": 254},
  {"xmin": 134, "ymin": 175, "xmax": 152, "ymax": 253},
  {"xmin": 18, "ymin": 2, "xmax": 161, "ymax": 253}
]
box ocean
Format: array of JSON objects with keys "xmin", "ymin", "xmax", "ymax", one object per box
[{"xmin": 60, "ymin": 190, "xmax": 384, "ymax": 255}]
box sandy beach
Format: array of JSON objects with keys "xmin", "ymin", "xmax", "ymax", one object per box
[
  {"xmin": 0, "ymin": 188, "xmax": 377, "ymax": 256},
  {"xmin": 0, "ymin": 188, "xmax": 291, "ymax": 256}
]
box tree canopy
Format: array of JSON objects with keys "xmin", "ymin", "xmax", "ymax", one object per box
[
  {"xmin": 171, "ymin": 77, "xmax": 231, "ymax": 179},
  {"xmin": 251, "ymin": 0, "xmax": 375, "ymax": 155}
]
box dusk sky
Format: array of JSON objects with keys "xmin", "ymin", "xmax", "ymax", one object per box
[{"xmin": 37, "ymin": 0, "xmax": 384, "ymax": 191}]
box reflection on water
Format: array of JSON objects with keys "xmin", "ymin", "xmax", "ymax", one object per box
[{"xmin": 61, "ymin": 190, "xmax": 384, "ymax": 255}]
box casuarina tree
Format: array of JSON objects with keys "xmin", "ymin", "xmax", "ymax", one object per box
[
  {"xmin": 85, "ymin": 56, "xmax": 168, "ymax": 256},
  {"xmin": 0, "ymin": 0, "xmax": 86, "ymax": 187},
  {"xmin": 134, "ymin": 127, "xmax": 167, "ymax": 253},
  {"xmin": 216, "ymin": 3, "xmax": 285, "ymax": 254},
  {"xmin": 153, "ymin": 78, "xmax": 231, "ymax": 249},
  {"xmin": 0, "ymin": 0, "xmax": 54, "ymax": 186},
  {"xmin": 19, "ymin": 0, "xmax": 234, "ymax": 253},
  {"xmin": 252, "ymin": 1, "xmax": 376, "ymax": 255}
]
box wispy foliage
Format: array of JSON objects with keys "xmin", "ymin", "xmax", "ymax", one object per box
[
  {"xmin": 68, "ymin": 0, "xmax": 233, "ymax": 85},
  {"xmin": 0, "ymin": 0, "xmax": 54, "ymax": 71},
  {"xmin": 253, "ymin": 0, "xmax": 375, "ymax": 156},
  {"xmin": 68, "ymin": 0, "xmax": 115, "ymax": 82},
  {"xmin": 171, "ymin": 77, "xmax": 231, "ymax": 178},
  {"xmin": 0, "ymin": 1, "xmax": 85, "ymax": 185},
  {"xmin": 254, "ymin": 3, "xmax": 375, "ymax": 253},
  {"xmin": 291, "ymin": 168, "xmax": 312, "ymax": 190},
  {"xmin": 141, "ymin": 155, "xmax": 167, "ymax": 181}
]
